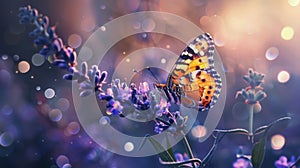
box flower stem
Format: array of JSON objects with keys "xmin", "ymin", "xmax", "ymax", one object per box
[
  {"xmin": 248, "ymin": 104, "xmax": 254, "ymax": 140},
  {"xmin": 181, "ymin": 131, "xmax": 196, "ymax": 168}
]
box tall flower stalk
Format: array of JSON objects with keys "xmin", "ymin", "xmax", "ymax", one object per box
[{"xmin": 236, "ymin": 68, "xmax": 266, "ymax": 136}]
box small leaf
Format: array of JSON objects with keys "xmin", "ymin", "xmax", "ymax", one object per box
[
  {"xmin": 254, "ymin": 117, "xmax": 291, "ymax": 135},
  {"xmin": 251, "ymin": 138, "xmax": 266, "ymax": 168},
  {"xmin": 254, "ymin": 125, "xmax": 268, "ymax": 135},
  {"xmin": 215, "ymin": 128, "xmax": 249, "ymax": 135},
  {"xmin": 138, "ymin": 134, "xmax": 149, "ymax": 151},
  {"xmin": 148, "ymin": 137, "xmax": 175, "ymax": 162},
  {"xmin": 166, "ymin": 136, "xmax": 176, "ymax": 161}
]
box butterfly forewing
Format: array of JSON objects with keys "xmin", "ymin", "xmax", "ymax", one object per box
[{"xmin": 167, "ymin": 33, "xmax": 222, "ymax": 111}]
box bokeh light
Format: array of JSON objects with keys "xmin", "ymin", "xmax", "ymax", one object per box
[
  {"xmin": 1, "ymin": 54, "xmax": 8, "ymax": 60},
  {"xmin": 66, "ymin": 122, "xmax": 80, "ymax": 135},
  {"xmin": 100, "ymin": 26, "xmax": 106, "ymax": 31},
  {"xmin": 265, "ymin": 47, "xmax": 279, "ymax": 61},
  {"xmin": 18, "ymin": 61, "xmax": 30, "ymax": 73},
  {"xmin": 99, "ymin": 116, "xmax": 111, "ymax": 125},
  {"xmin": 32, "ymin": 53, "xmax": 45, "ymax": 66},
  {"xmin": 124, "ymin": 142, "xmax": 134, "ymax": 152},
  {"xmin": 160, "ymin": 58, "xmax": 166, "ymax": 64},
  {"xmin": 0, "ymin": 131, "xmax": 14, "ymax": 147},
  {"xmin": 44, "ymin": 88, "xmax": 56, "ymax": 99},
  {"xmin": 281, "ymin": 26, "xmax": 294, "ymax": 40},
  {"xmin": 68, "ymin": 34, "xmax": 82, "ymax": 48},
  {"xmin": 56, "ymin": 155, "xmax": 70, "ymax": 168},
  {"xmin": 62, "ymin": 164, "xmax": 72, "ymax": 168},
  {"xmin": 277, "ymin": 70, "xmax": 290, "ymax": 83},
  {"xmin": 79, "ymin": 47, "xmax": 93, "ymax": 61},
  {"xmin": 0, "ymin": 69, "xmax": 11, "ymax": 82},
  {"xmin": 81, "ymin": 18, "xmax": 96, "ymax": 32},
  {"xmin": 191, "ymin": 125, "xmax": 207, "ymax": 138},
  {"xmin": 271, "ymin": 134, "xmax": 285, "ymax": 150},
  {"xmin": 288, "ymin": 0, "xmax": 300, "ymax": 7},
  {"xmin": 56, "ymin": 98, "xmax": 70, "ymax": 111},
  {"xmin": 142, "ymin": 18, "xmax": 156, "ymax": 32},
  {"xmin": 13, "ymin": 54, "xmax": 20, "ymax": 61},
  {"xmin": 36, "ymin": 85, "xmax": 41, "ymax": 91},
  {"xmin": 48, "ymin": 109, "xmax": 63, "ymax": 122}
]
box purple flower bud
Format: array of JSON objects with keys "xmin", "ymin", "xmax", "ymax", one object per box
[
  {"xmin": 94, "ymin": 76, "xmax": 100, "ymax": 85},
  {"xmin": 111, "ymin": 109, "xmax": 120, "ymax": 115},
  {"xmin": 98, "ymin": 94, "xmax": 113, "ymax": 101},
  {"xmin": 39, "ymin": 47, "xmax": 51, "ymax": 56},
  {"xmin": 68, "ymin": 67, "xmax": 76, "ymax": 73},
  {"xmin": 79, "ymin": 82, "xmax": 93, "ymax": 90},
  {"xmin": 42, "ymin": 16, "xmax": 49, "ymax": 27},
  {"xmin": 174, "ymin": 153, "xmax": 184, "ymax": 162},
  {"xmin": 58, "ymin": 62, "xmax": 69, "ymax": 69},
  {"xmin": 79, "ymin": 62, "xmax": 87, "ymax": 76},
  {"xmin": 63, "ymin": 74, "xmax": 74, "ymax": 80},
  {"xmin": 69, "ymin": 50, "xmax": 77, "ymax": 63},
  {"xmin": 47, "ymin": 26, "xmax": 57, "ymax": 39},
  {"xmin": 36, "ymin": 35, "xmax": 50, "ymax": 45},
  {"xmin": 31, "ymin": 9, "xmax": 38, "ymax": 17},
  {"xmin": 255, "ymin": 90, "xmax": 267, "ymax": 102},
  {"xmin": 99, "ymin": 71, "xmax": 107, "ymax": 83},
  {"xmin": 52, "ymin": 38, "xmax": 63, "ymax": 52}
]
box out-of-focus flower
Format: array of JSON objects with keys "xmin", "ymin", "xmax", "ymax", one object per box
[
  {"xmin": 174, "ymin": 153, "xmax": 191, "ymax": 167},
  {"xmin": 274, "ymin": 156, "xmax": 297, "ymax": 168},
  {"xmin": 19, "ymin": 5, "xmax": 77, "ymax": 72},
  {"xmin": 233, "ymin": 146, "xmax": 252, "ymax": 168},
  {"xmin": 233, "ymin": 158, "xmax": 252, "ymax": 168}
]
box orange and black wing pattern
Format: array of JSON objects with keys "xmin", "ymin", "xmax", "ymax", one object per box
[{"xmin": 167, "ymin": 33, "xmax": 222, "ymax": 111}]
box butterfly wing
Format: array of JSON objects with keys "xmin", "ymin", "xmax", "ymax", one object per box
[{"xmin": 167, "ymin": 33, "xmax": 222, "ymax": 111}]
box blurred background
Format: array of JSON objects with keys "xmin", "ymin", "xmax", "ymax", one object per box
[{"xmin": 0, "ymin": 0, "xmax": 299, "ymax": 167}]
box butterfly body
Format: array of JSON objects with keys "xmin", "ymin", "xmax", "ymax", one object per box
[{"xmin": 156, "ymin": 33, "xmax": 222, "ymax": 111}]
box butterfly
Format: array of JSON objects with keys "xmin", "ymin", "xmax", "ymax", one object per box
[{"xmin": 155, "ymin": 33, "xmax": 222, "ymax": 111}]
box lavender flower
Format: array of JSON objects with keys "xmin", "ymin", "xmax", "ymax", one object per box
[
  {"xmin": 19, "ymin": 6, "xmax": 77, "ymax": 70},
  {"xmin": 174, "ymin": 153, "xmax": 191, "ymax": 167},
  {"xmin": 233, "ymin": 158, "xmax": 252, "ymax": 168},
  {"xmin": 275, "ymin": 156, "xmax": 297, "ymax": 168},
  {"xmin": 236, "ymin": 68, "xmax": 267, "ymax": 135}
]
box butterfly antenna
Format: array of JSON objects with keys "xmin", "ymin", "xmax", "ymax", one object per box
[{"xmin": 146, "ymin": 66, "xmax": 160, "ymax": 84}]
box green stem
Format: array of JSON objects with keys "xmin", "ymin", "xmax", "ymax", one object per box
[
  {"xmin": 181, "ymin": 131, "xmax": 196, "ymax": 168},
  {"xmin": 248, "ymin": 104, "xmax": 254, "ymax": 140}
]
